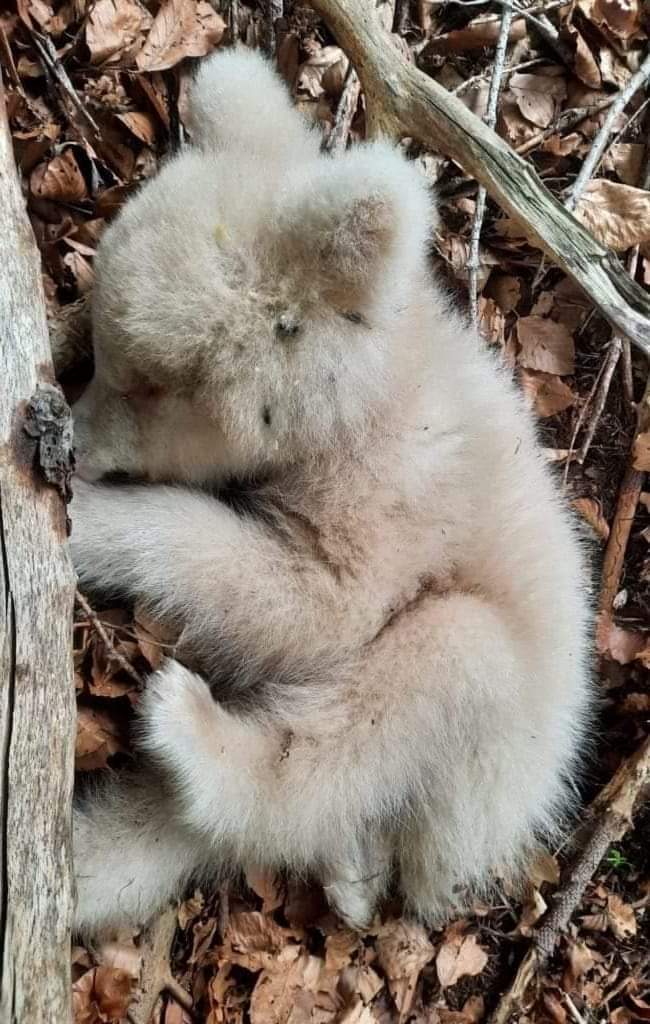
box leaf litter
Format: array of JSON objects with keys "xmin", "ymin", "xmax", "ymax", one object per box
[{"xmin": 5, "ymin": 0, "xmax": 650, "ymax": 1019}]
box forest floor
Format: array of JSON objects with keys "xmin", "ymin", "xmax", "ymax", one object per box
[{"xmin": 3, "ymin": 0, "xmax": 650, "ymax": 1021}]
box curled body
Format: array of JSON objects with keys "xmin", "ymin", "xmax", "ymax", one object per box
[{"xmin": 70, "ymin": 48, "xmax": 592, "ymax": 935}]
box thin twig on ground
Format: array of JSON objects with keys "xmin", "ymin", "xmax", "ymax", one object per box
[
  {"xmin": 467, "ymin": 2, "xmax": 513, "ymax": 324},
  {"xmin": 323, "ymin": 64, "xmax": 361, "ymax": 154},
  {"xmin": 126, "ymin": 906, "xmax": 193, "ymax": 1024},
  {"xmin": 266, "ymin": 0, "xmax": 283, "ymax": 56},
  {"xmin": 76, "ymin": 589, "xmax": 145, "ymax": 687},
  {"xmin": 573, "ymin": 130, "xmax": 650, "ymax": 462},
  {"xmin": 30, "ymin": 30, "xmax": 101, "ymax": 138},
  {"xmin": 565, "ymin": 50, "xmax": 650, "ymax": 210},
  {"xmin": 515, "ymin": 96, "xmax": 616, "ymax": 156},
  {"xmin": 490, "ymin": 736, "xmax": 650, "ymax": 1024}
]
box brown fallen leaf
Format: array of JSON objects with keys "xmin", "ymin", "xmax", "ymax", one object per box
[
  {"xmin": 478, "ymin": 298, "xmax": 505, "ymax": 347},
  {"xmin": 30, "ymin": 148, "xmax": 87, "ymax": 202},
  {"xmin": 487, "ymin": 273, "xmax": 521, "ymax": 314},
  {"xmin": 245, "ymin": 867, "xmax": 285, "ymax": 914},
  {"xmin": 566, "ymin": 25, "xmax": 602, "ymax": 88},
  {"xmin": 571, "ymin": 497, "xmax": 610, "ymax": 541},
  {"xmin": 596, "ymin": 613, "xmax": 645, "ymax": 664},
  {"xmin": 75, "ymin": 705, "xmax": 127, "ymax": 770},
  {"xmin": 509, "ymin": 71, "xmax": 566, "ymax": 129},
  {"xmin": 604, "ymin": 142, "xmax": 645, "ymax": 186},
  {"xmin": 607, "ymin": 894, "xmax": 637, "ymax": 940},
  {"xmin": 578, "ymin": 0, "xmax": 644, "ymax": 43},
  {"xmin": 562, "ymin": 938, "xmax": 596, "ymax": 993},
  {"xmin": 73, "ymin": 965, "xmax": 137, "ymax": 1024},
  {"xmin": 575, "ymin": 180, "xmax": 650, "ymax": 251},
  {"xmin": 516, "ymin": 316, "xmax": 575, "ymax": 375},
  {"xmin": 435, "ymin": 924, "xmax": 488, "ymax": 989},
  {"xmin": 376, "ymin": 919, "xmax": 434, "ymax": 1017},
  {"xmin": 136, "ymin": 0, "xmax": 225, "ymax": 73},
  {"xmin": 249, "ymin": 947, "xmax": 339, "ymax": 1024},
  {"xmin": 222, "ymin": 911, "xmax": 303, "ymax": 973},
  {"xmin": 117, "ymin": 110, "xmax": 157, "ymax": 145},
  {"xmin": 86, "ymin": 0, "xmax": 153, "ymax": 65},
  {"xmin": 519, "ymin": 369, "xmax": 576, "ymax": 418},
  {"xmin": 425, "ymin": 13, "xmax": 526, "ymax": 54}
]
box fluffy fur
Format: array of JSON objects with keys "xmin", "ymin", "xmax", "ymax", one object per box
[{"xmin": 70, "ymin": 47, "xmax": 592, "ymax": 936}]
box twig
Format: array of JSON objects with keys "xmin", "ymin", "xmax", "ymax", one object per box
[
  {"xmin": 575, "ymin": 338, "xmax": 623, "ymax": 465},
  {"xmin": 127, "ymin": 906, "xmax": 192, "ymax": 1024},
  {"xmin": 467, "ymin": 2, "xmax": 513, "ymax": 324},
  {"xmin": 572, "ymin": 129, "xmax": 650, "ymax": 463},
  {"xmin": 30, "ymin": 30, "xmax": 101, "ymax": 138},
  {"xmin": 490, "ymin": 735, "xmax": 650, "ymax": 1024},
  {"xmin": 565, "ymin": 50, "xmax": 650, "ymax": 210},
  {"xmin": 308, "ymin": 0, "xmax": 650, "ymax": 354},
  {"xmin": 323, "ymin": 64, "xmax": 361, "ymax": 154},
  {"xmin": 75, "ymin": 589, "xmax": 145, "ymax": 687},
  {"xmin": 266, "ymin": 0, "xmax": 283, "ymax": 56},
  {"xmin": 453, "ymin": 57, "xmax": 545, "ymax": 96},
  {"xmin": 515, "ymin": 96, "xmax": 616, "ymax": 156}
]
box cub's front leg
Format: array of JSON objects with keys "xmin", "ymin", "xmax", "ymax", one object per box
[{"xmin": 70, "ymin": 479, "xmax": 344, "ymax": 678}]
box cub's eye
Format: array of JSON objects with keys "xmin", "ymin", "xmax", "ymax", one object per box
[
  {"xmin": 120, "ymin": 383, "xmax": 164, "ymax": 402},
  {"xmin": 276, "ymin": 314, "xmax": 301, "ymax": 339},
  {"xmin": 342, "ymin": 311, "xmax": 368, "ymax": 326}
]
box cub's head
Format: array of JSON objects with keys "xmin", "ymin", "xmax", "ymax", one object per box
[{"xmin": 73, "ymin": 58, "xmax": 435, "ymax": 484}]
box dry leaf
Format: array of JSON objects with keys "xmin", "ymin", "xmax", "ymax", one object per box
[
  {"xmin": 562, "ymin": 938, "xmax": 596, "ymax": 992},
  {"xmin": 72, "ymin": 966, "xmax": 136, "ymax": 1023},
  {"xmin": 575, "ymin": 180, "xmax": 650, "ymax": 251},
  {"xmin": 426, "ymin": 14, "xmax": 526, "ymax": 54},
  {"xmin": 435, "ymin": 925, "xmax": 488, "ymax": 989},
  {"xmin": 223, "ymin": 911, "xmax": 303, "ymax": 973},
  {"xmin": 596, "ymin": 613, "xmax": 645, "ymax": 664},
  {"xmin": 376, "ymin": 919, "xmax": 434, "ymax": 1016},
  {"xmin": 249, "ymin": 948, "xmax": 339, "ymax": 1024},
  {"xmin": 528, "ymin": 849, "xmax": 561, "ymax": 887},
  {"xmin": 136, "ymin": 0, "xmax": 225, "ymax": 73},
  {"xmin": 478, "ymin": 298, "xmax": 505, "ymax": 347},
  {"xmin": 519, "ymin": 369, "xmax": 576, "ymax": 418},
  {"xmin": 604, "ymin": 142, "xmax": 645, "ymax": 186},
  {"xmin": 86, "ymin": 0, "xmax": 153, "ymax": 65},
  {"xmin": 245, "ymin": 867, "xmax": 285, "ymax": 914},
  {"xmin": 517, "ymin": 317, "xmax": 575, "ymax": 375},
  {"xmin": 75, "ymin": 705, "xmax": 126, "ymax": 770},
  {"xmin": 607, "ymin": 894, "xmax": 637, "ymax": 939},
  {"xmin": 571, "ymin": 498, "xmax": 610, "ymax": 541},
  {"xmin": 487, "ymin": 273, "xmax": 521, "ymax": 314},
  {"xmin": 30, "ymin": 149, "xmax": 87, "ymax": 202},
  {"xmin": 117, "ymin": 111, "xmax": 157, "ymax": 145},
  {"xmin": 510, "ymin": 72, "xmax": 566, "ymax": 129}
]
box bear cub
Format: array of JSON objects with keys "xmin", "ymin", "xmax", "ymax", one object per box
[{"xmin": 70, "ymin": 47, "xmax": 592, "ymax": 935}]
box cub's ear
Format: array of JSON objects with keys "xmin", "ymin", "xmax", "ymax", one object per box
[
  {"xmin": 186, "ymin": 47, "xmax": 319, "ymax": 163},
  {"xmin": 277, "ymin": 141, "xmax": 437, "ymax": 305}
]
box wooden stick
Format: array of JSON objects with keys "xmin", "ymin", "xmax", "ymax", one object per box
[
  {"xmin": 467, "ymin": 1, "xmax": 513, "ymax": 324},
  {"xmin": 490, "ymin": 736, "xmax": 650, "ymax": 1024},
  {"xmin": 307, "ymin": 0, "xmax": 650, "ymax": 354},
  {"xmin": 0, "ymin": 80, "xmax": 76, "ymax": 1022}
]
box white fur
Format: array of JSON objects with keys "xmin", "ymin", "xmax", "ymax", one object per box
[{"xmin": 69, "ymin": 47, "xmax": 592, "ymax": 936}]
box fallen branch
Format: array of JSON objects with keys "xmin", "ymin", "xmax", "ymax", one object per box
[
  {"xmin": 467, "ymin": 1, "xmax": 513, "ymax": 324},
  {"xmin": 307, "ymin": 0, "xmax": 650, "ymax": 354},
  {"xmin": 490, "ymin": 736, "xmax": 650, "ymax": 1023},
  {"xmin": 0, "ymin": 79, "xmax": 76, "ymax": 1020}
]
